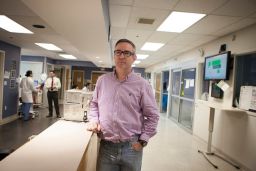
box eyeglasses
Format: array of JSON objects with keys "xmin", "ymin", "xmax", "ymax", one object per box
[{"xmin": 114, "ymin": 50, "xmax": 135, "ymax": 58}]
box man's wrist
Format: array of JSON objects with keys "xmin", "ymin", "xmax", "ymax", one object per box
[{"xmin": 138, "ymin": 139, "xmax": 148, "ymax": 147}]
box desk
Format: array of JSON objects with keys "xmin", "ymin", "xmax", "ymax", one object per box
[
  {"xmin": 197, "ymin": 100, "xmax": 241, "ymax": 169},
  {"xmin": 0, "ymin": 120, "xmax": 98, "ymax": 171}
]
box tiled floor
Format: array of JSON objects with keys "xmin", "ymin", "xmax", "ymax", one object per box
[
  {"xmin": 142, "ymin": 113, "xmax": 243, "ymax": 171},
  {"xmin": 1, "ymin": 110, "xmax": 243, "ymax": 170},
  {"xmin": 0, "ymin": 106, "xmax": 60, "ymax": 150}
]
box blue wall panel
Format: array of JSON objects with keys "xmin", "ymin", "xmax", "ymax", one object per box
[
  {"xmin": 21, "ymin": 55, "xmax": 44, "ymax": 62},
  {"xmin": 72, "ymin": 66, "xmax": 113, "ymax": 80},
  {"xmin": 0, "ymin": 41, "xmax": 21, "ymax": 118},
  {"xmin": 133, "ymin": 67, "xmax": 145, "ymax": 78}
]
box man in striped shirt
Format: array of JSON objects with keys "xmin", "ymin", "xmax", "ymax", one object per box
[{"xmin": 87, "ymin": 39, "xmax": 159, "ymax": 171}]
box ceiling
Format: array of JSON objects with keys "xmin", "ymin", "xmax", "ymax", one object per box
[
  {"xmin": 0, "ymin": 0, "xmax": 256, "ymax": 68},
  {"xmin": 109, "ymin": 0, "xmax": 256, "ymax": 67},
  {"xmin": 0, "ymin": 0, "xmax": 112, "ymax": 67}
]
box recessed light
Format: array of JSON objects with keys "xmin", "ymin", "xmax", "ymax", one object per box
[
  {"xmin": 137, "ymin": 54, "xmax": 149, "ymax": 60},
  {"xmin": 99, "ymin": 60, "xmax": 103, "ymax": 63},
  {"xmin": 134, "ymin": 60, "xmax": 141, "ymax": 64},
  {"xmin": 0, "ymin": 15, "xmax": 33, "ymax": 34},
  {"xmin": 59, "ymin": 54, "xmax": 77, "ymax": 59},
  {"xmin": 35, "ymin": 43, "xmax": 62, "ymax": 51},
  {"xmin": 32, "ymin": 24, "xmax": 45, "ymax": 29},
  {"xmin": 141, "ymin": 42, "xmax": 164, "ymax": 51},
  {"xmin": 96, "ymin": 56, "xmax": 100, "ymax": 59},
  {"xmin": 157, "ymin": 11, "xmax": 206, "ymax": 33}
]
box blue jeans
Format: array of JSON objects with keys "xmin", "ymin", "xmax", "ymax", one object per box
[
  {"xmin": 22, "ymin": 103, "xmax": 32, "ymax": 121},
  {"xmin": 97, "ymin": 140, "xmax": 143, "ymax": 171}
]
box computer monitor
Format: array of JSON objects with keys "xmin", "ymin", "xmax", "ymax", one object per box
[
  {"xmin": 204, "ymin": 51, "xmax": 231, "ymax": 80},
  {"xmin": 34, "ymin": 80, "xmax": 38, "ymax": 87}
]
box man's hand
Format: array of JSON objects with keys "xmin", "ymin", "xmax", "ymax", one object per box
[
  {"xmin": 132, "ymin": 142, "xmax": 143, "ymax": 151},
  {"xmin": 87, "ymin": 122, "xmax": 101, "ymax": 133}
]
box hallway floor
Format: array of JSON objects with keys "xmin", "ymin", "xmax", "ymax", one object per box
[
  {"xmin": 142, "ymin": 113, "xmax": 243, "ymax": 171},
  {"xmin": 0, "ymin": 106, "xmax": 59, "ymax": 150},
  {"xmin": 0, "ymin": 110, "xmax": 243, "ymax": 170}
]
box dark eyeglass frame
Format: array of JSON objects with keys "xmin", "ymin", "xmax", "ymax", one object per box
[{"xmin": 114, "ymin": 50, "xmax": 135, "ymax": 58}]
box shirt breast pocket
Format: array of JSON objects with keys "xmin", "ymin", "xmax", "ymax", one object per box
[{"xmin": 127, "ymin": 92, "xmax": 141, "ymax": 109}]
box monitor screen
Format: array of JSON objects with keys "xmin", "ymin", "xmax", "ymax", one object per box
[
  {"xmin": 204, "ymin": 51, "xmax": 230, "ymax": 80},
  {"xmin": 34, "ymin": 80, "xmax": 39, "ymax": 87}
]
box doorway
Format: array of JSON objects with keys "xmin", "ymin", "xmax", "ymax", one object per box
[
  {"xmin": 0, "ymin": 51, "xmax": 5, "ymax": 121},
  {"xmin": 169, "ymin": 68, "xmax": 196, "ymax": 130},
  {"xmin": 161, "ymin": 71, "xmax": 169, "ymax": 113},
  {"xmin": 54, "ymin": 66, "xmax": 65, "ymax": 99},
  {"xmin": 91, "ymin": 71, "xmax": 107, "ymax": 90},
  {"xmin": 154, "ymin": 73, "xmax": 161, "ymax": 108},
  {"xmin": 72, "ymin": 70, "xmax": 84, "ymax": 89}
]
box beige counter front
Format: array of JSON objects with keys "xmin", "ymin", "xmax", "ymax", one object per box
[{"xmin": 0, "ymin": 120, "xmax": 98, "ymax": 171}]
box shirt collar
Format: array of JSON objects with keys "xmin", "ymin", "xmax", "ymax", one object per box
[{"xmin": 113, "ymin": 69, "xmax": 135, "ymax": 82}]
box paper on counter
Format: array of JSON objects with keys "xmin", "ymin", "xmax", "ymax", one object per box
[
  {"xmin": 189, "ymin": 79, "xmax": 194, "ymax": 87},
  {"xmin": 217, "ymin": 80, "xmax": 229, "ymax": 92},
  {"xmin": 185, "ymin": 79, "xmax": 190, "ymax": 88}
]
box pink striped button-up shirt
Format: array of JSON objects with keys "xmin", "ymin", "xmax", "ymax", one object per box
[{"xmin": 89, "ymin": 71, "xmax": 159, "ymax": 142}]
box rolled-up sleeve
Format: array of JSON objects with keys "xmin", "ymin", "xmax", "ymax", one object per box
[
  {"xmin": 88, "ymin": 78, "xmax": 101, "ymax": 123},
  {"xmin": 140, "ymin": 82, "xmax": 159, "ymax": 142}
]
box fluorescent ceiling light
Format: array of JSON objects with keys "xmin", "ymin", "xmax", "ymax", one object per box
[
  {"xmin": 35, "ymin": 43, "xmax": 62, "ymax": 51},
  {"xmin": 137, "ymin": 54, "xmax": 149, "ymax": 60},
  {"xmin": 157, "ymin": 11, "xmax": 206, "ymax": 33},
  {"xmin": 59, "ymin": 54, "xmax": 77, "ymax": 59},
  {"xmin": 141, "ymin": 42, "xmax": 164, "ymax": 51},
  {"xmin": 0, "ymin": 15, "xmax": 33, "ymax": 34},
  {"xmin": 134, "ymin": 60, "xmax": 141, "ymax": 64}
]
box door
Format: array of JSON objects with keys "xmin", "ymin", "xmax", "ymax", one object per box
[
  {"xmin": 161, "ymin": 71, "xmax": 169, "ymax": 113},
  {"xmin": 65, "ymin": 68, "xmax": 70, "ymax": 90},
  {"xmin": 169, "ymin": 68, "xmax": 196, "ymax": 130},
  {"xmin": 170, "ymin": 69, "xmax": 181, "ymax": 121},
  {"xmin": 179, "ymin": 68, "xmax": 196, "ymax": 129},
  {"xmin": 91, "ymin": 72, "xmax": 106, "ymax": 90},
  {"xmin": 154, "ymin": 73, "xmax": 161, "ymax": 108},
  {"xmin": 72, "ymin": 70, "xmax": 84, "ymax": 89},
  {"xmin": 54, "ymin": 67, "xmax": 65, "ymax": 99},
  {"xmin": 0, "ymin": 51, "xmax": 5, "ymax": 120}
]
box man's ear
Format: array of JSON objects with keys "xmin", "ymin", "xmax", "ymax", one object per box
[{"xmin": 133, "ymin": 54, "xmax": 137, "ymax": 61}]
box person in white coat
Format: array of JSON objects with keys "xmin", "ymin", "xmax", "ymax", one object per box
[
  {"xmin": 82, "ymin": 82, "xmax": 91, "ymax": 92},
  {"xmin": 20, "ymin": 70, "xmax": 38, "ymax": 121}
]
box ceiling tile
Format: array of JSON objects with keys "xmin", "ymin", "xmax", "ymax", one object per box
[
  {"xmin": 110, "ymin": 27, "xmax": 126, "ymax": 39},
  {"xmin": 127, "ymin": 7, "xmax": 170, "ymax": 30},
  {"xmin": 188, "ymin": 35, "xmax": 217, "ymax": 47},
  {"xmin": 213, "ymin": 18, "xmax": 256, "ymax": 36},
  {"xmin": 168, "ymin": 34, "xmax": 206, "ymax": 45},
  {"xmin": 109, "ymin": 5, "xmax": 131, "ymax": 27},
  {"xmin": 212, "ymin": 0, "xmax": 256, "ymax": 17},
  {"xmin": 249, "ymin": 12, "xmax": 256, "ymax": 18},
  {"xmin": 133, "ymin": 0, "xmax": 179, "ymax": 10},
  {"xmin": 147, "ymin": 32, "xmax": 178, "ymax": 44},
  {"xmin": 125, "ymin": 29, "xmax": 153, "ymax": 45},
  {"xmin": 0, "ymin": 0, "xmax": 36, "ymax": 16},
  {"xmin": 174, "ymin": 0, "xmax": 227, "ymax": 14},
  {"xmin": 109, "ymin": 0, "xmax": 133, "ymax": 6},
  {"xmin": 184, "ymin": 15, "xmax": 241, "ymax": 34},
  {"xmin": 155, "ymin": 44, "xmax": 184, "ymax": 57}
]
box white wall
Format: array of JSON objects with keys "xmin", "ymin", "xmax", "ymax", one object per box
[{"xmin": 146, "ymin": 23, "xmax": 256, "ymax": 171}]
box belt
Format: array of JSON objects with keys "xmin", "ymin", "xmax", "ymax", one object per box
[{"xmin": 100, "ymin": 135, "xmax": 139, "ymax": 144}]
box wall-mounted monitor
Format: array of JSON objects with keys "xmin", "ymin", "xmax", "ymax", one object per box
[{"xmin": 204, "ymin": 51, "xmax": 231, "ymax": 80}]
